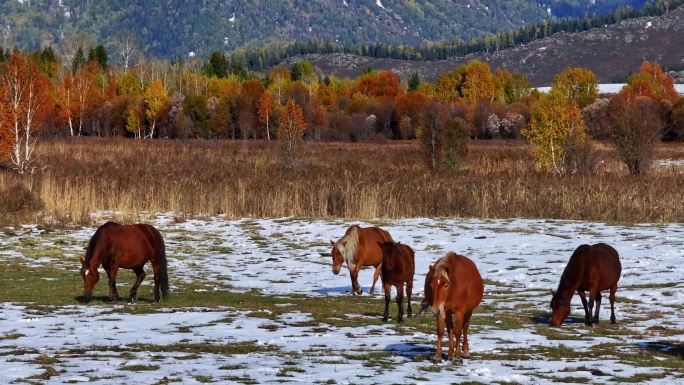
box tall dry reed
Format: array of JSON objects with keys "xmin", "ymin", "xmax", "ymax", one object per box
[{"xmin": 1, "ymin": 137, "xmax": 683, "ymax": 225}]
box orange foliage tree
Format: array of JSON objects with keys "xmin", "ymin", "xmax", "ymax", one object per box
[
  {"xmin": 278, "ymin": 99, "xmax": 307, "ymax": 168},
  {"xmin": 0, "ymin": 51, "xmax": 54, "ymax": 173}
]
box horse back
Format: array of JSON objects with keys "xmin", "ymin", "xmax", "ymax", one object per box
[
  {"xmin": 356, "ymin": 226, "xmax": 393, "ymax": 268},
  {"xmin": 588, "ymin": 243, "xmax": 621, "ymax": 289},
  {"xmin": 446, "ymin": 254, "xmax": 484, "ymax": 311},
  {"xmin": 106, "ymin": 223, "xmax": 162, "ymax": 269}
]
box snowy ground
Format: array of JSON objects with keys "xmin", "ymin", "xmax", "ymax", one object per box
[{"xmin": 1, "ymin": 216, "xmax": 683, "ymax": 384}]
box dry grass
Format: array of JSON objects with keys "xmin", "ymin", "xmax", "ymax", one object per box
[{"xmin": 1, "ymin": 137, "xmax": 683, "ymax": 225}]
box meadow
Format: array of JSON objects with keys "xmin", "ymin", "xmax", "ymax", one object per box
[{"xmin": 1, "ymin": 138, "xmax": 684, "ymax": 225}]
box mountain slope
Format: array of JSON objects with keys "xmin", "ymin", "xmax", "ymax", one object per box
[
  {"xmin": 280, "ymin": 7, "xmax": 684, "ymax": 86},
  {"xmin": 1, "ymin": 0, "xmax": 649, "ymax": 61}
]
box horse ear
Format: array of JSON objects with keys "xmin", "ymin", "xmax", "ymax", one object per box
[
  {"xmin": 330, "ymin": 240, "xmax": 335, "ymax": 247},
  {"xmin": 79, "ymin": 257, "xmax": 85, "ymax": 265},
  {"xmin": 550, "ymin": 289, "xmax": 556, "ymax": 296}
]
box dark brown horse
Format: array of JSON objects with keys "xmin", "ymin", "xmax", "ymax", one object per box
[
  {"xmin": 79, "ymin": 222, "xmax": 169, "ymax": 303},
  {"xmin": 377, "ymin": 241, "xmax": 415, "ymax": 322},
  {"xmin": 329, "ymin": 225, "xmax": 393, "ymax": 295},
  {"xmin": 550, "ymin": 243, "xmax": 621, "ymax": 326},
  {"xmin": 426, "ymin": 252, "xmax": 483, "ymax": 364}
]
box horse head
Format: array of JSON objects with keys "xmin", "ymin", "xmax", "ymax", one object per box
[
  {"xmin": 378, "ymin": 241, "xmax": 400, "ymax": 274},
  {"xmin": 430, "ymin": 266, "xmax": 450, "ymax": 318},
  {"xmin": 79, "ymin": 257, "xmax": 100, "ymax": 299},
  {"xmin": 549, "ymin": 289, "xmax": 571, "ymax": 326},
  {"xmin": 329, "ymin": 240, "xmax": 344, "ymax": 275}
]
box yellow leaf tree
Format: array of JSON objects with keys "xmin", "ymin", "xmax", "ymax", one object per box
[
  {"xmin": 277, "ymin": 99, "xmax": 307, "ymax": 168},
  {"xmin": 522, "ymin": 91, "xmax": 590, "ymax": 174},
  {"xmin": 552, "ymin": 67, "xmax": 598, "ymax": 109},
  {"xmin": 144, "ymin": 79, "xmax": 168, "ymax": 138}
]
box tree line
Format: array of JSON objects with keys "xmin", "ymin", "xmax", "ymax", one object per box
[{"xmin": 0, "ymin": 45, "xmax": 682, "ymax": 175}]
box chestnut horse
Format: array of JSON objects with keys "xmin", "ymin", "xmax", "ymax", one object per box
[
  {"xmin": 426, "ymin": 252, "xmax": 483, "ymax": 364},
  {"xmin": 329, "ymin": 225, "xmax": 393, "ymax": 295},
  {"xmin": 377, "ymin": 241, "xmax": 415, "ymax": 322},
  {"xmin": 550, "ymin": 243, "xmax": 621, "ymax": 326},
  {"xmin": 79, "ymin": 222, "xmax": 169, "ymax": 303}
]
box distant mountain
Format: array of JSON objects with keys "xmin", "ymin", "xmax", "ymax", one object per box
[
  {"xmin": 0, "ymin": 0, "xmax": 650, "ymax": 61},
  {"xmin": 279, "ymin": 6, "xmax": 684, "ymax": 86}
]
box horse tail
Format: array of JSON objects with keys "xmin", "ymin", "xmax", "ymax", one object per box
[{"xmin": 159, "ymin": 235, "xmax": 170, "ymax": 300}]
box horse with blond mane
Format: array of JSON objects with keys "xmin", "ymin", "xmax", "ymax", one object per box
[
  {"xmin": 329, "ymin": 225, "xmax": 393, "ymax": 295},
  {"xmin": 80, "ymin": 222, "xmax": 169, "ymax": 303},
  {"xmin": 424, "ymin": 252, "xmax": 483, "ymax": 364}
]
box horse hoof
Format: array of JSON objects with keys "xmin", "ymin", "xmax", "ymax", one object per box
[
  {"xmin": 432, "ymin": 358, "xmax": 442, "ymax": 364},
  {"xmin": 382, "ymin": 317, "xmax": 388, "ymax": 322},
  {"xmin": 462, "ymin": 354, "xmax": 470, "ymax": 360},
  {"xmin": 397, "ymin": 317, "xmax": 403, "ymax": 323},
  {"xmin": 452, "ymin": 357, "xmax": 463, "ymax": 365}
]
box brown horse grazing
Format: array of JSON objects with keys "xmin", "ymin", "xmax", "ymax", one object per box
[
  {"xmin": 79, "ymin": 222, "xmax": 169, "ymax": 303},
  {"xmin": 377, "ymin": 241, "xmax": 415, "ymax": 322},
  {"xmin": 329, "ymin": 225, "xmax": 393, "ymax": 295},
  {"xmin": 427, "ymin": 252, "xmax": 483, "ymax": 364},
  {"xmin": 550, "ymin": 243, "xmax": 621, "ymax": 327}
]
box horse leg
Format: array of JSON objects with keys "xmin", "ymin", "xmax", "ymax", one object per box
[
  {"xmin": 107, "ymin": 266, "xmax": 119, "ymax": 303},
  {"xmin": 433, "ymin": 313, "xmax": 446, "ymax": 363},
  {"xmin": 587, "ymin": 289, "xmax": 597, "ymax": 326},
  {"xmin": 406, "ymin": 279, "xmax": 413, "ymax": 319},
  {"xmin": 382, "ymin": 280, "xmax": 391, "ymax": 322},
  {"xmin": 609, "ymin": 284, "xmax": 618, "ymax": 324},
  {"xmin": 445, "ymin": 311, "xmax": 456, "ymax": 362},
  {"xmin": 452, "ymin": 310, "xmax": 464, "ymax": 364},
  {"xmin": 130, "ymin": 267, "xmax": 146, "ymax": 304},
  {"xmin": 593, "ymin": 291, "xmax": 603, "ymax": 324},
  {"xmin": 395, "ymin": 284, "xmax": 404, "ymax": 322},
  {"xmin": 577, "ymin": 290, "xmax": 591, "ymax": 325},
  {"xmin": 462, "ymin": 310, "xmax": 473, "ymax": 359},
  {"xmin": 370, "ymin": 265, "xmax": 382, "ymax": 295},
  {"xmin": 349, "ymin": 270, "xmax": 360, "ymax": 295}
]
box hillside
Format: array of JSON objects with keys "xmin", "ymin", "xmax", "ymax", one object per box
[
  {"xmin": 1, "ymin": 0, "xmax": 649, "ymax": 61},
  {"xmin": 280, "ymin": 7, "xmax": 684, "ymax": 86}
]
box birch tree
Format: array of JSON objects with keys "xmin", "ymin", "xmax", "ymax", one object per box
[{"xmin": 1, "ymin": 52, "xmax": 52, "ymax": 173}]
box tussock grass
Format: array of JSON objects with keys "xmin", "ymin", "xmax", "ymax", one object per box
[{"xmin": 1, "ymin": 138, "xmax": 683, "ymax": 225}]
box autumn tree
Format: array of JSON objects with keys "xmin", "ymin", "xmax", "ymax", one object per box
[
  {"xmin": 278, "ymin": 99, "xmax": 307, "ymax": 168},
  {"xmin": 126, "ymin": 101, "xmax": 144, "ymax": 139},
  {"xmin": 419, "ymin": 99, "xmax": 469, "ymax": 170},
  {"xmin": 552, "ymin": 67, "xmax": 598, "ymax": 108},
  {"xmin": 419, "ymin": 99, "xmax": 448, "ymax": 169},
  {"xmin": 522, "ymin": 91, "xmax": 591, "ymax": 174},
  {"xmin": 268, "ymin": 66, "xmax": 291, "ymax": 104},
  {"xmin": 608, "ymin": 91, "xmax": 664, "ymax": 175},
  {"xmin": 0, "ymin": 51, "xmax": 53, "ymax": 173},
  {"xmin": 0, "ymin": 83, "xmax": 13, "ymax": 163},
  {"xmin": 257, "ymin": 91, "xmax": 275, "ymax": 140},
  {"xmin": 626, "ymin": 61, "xmax": 678, "ymax": 101},
  {"xmin": 144, "ymin": 79, "xmax": 169, "ymax": 138}
]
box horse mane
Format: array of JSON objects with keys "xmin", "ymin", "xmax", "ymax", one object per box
[
  {"xmin": 335, "ymin": 225, "xmax": 360, "ymax": 266},
  {"xmin": 556, "ymin": 244, "xmax": 590, "ymax": 296},
  {"xmin": 434, "ymin": 251, "xmax": 456, "ymax": 283},
  {"xmin": 84, "ymin": 222, "xmax": 117, "ymax": 266}
]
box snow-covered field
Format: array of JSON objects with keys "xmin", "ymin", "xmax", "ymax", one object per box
[{"xmin": 1, "ymin": 216, "xmax": 683, "ymax": 384}]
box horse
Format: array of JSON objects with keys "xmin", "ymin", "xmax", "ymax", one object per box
[
  {"xmin": 329, "ymin": 225, "xmax": 393, "ymax": 295},
  {"xmin": 426, "ymin": 252, "xmax": 483, "ymax": 364},
  {"xmin": 79, "ymin": 222, "xmax": 169, "ymax": 303},
  {"xmin": 550, "ymin": 243, "xmax": 621, "ymax": 327},
  {"xmin": 377, "ymin": 241, "xmax": 415, "ymax": 322}
]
